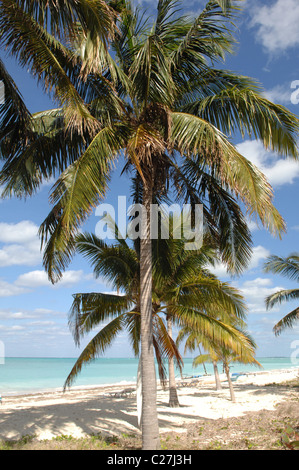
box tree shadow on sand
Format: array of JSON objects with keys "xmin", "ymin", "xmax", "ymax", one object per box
[{"xmin": 0, "ymin": 393, "xmax": 203, "ymax": 441}]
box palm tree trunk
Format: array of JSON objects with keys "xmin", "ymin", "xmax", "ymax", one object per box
[
  {"xmin": 224, "ymin": 361, "xmax": 236, "ymax": 402},
  {"xmin": 140, "ymin": 181, "xmax": 160, "ymax": 450},
  {"xmin": 213, "ymin": 360, "xmax": 222, "ymax": 391},
  {"xmin": 167, "ymin": 315, "xmax": 180, "ymax": 408},
  {"xmin": 198, "ymin": 346, "xmax": 208, "ymax": 375}
]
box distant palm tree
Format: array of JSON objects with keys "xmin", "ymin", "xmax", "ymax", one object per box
[
  {"xmin": 264, "ymin": 254, "xmax": 299, "ymax": 335},
  {"xmin": 1, "ymin": 0, "xmax": 299, "ymax": 449},
  {"xmin": 178, "ymin": 323, "xmax": 261, "ymax": 402}
]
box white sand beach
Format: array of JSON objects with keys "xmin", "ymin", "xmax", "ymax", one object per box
[{"xmin": 0, "ymin": 367, "xmax": 298, "ymax": 442}]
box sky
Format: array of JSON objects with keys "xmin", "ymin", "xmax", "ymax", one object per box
[{"xmin": 0, "ymin": 0, "xmax": 299, "ymax": 360}]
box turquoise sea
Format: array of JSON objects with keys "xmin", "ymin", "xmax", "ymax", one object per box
[{"xmin": 0, "ymin": 357, "xmax": 297, "ymax": 396}]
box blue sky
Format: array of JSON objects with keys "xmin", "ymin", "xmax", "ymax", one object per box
[{"xmin": 0, "ymin": 0, "xmax": 298, "ymax": 360}]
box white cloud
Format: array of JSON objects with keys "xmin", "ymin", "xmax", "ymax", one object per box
[
  {"xmin": 237, "ymin": 140, "xmax": 299, "ymax": 187},
  {"xmin": 250, "ymin": 0, "xmax": 299, "ymax": 54},
  {"xmin": 15, "ymin": 269, "xmax": 85, "ymax": 288},
  {"xmin": 249, "ymin": 246, "xmax": 270, "ymax": 270},
  {"xmin": 0, "ymin": 220, "xmax": 39, "ymax": 244},
  {"xmin": 0, "ymin": 279, "xmax": 28, "ymax": 297},
  {"xmin": 28, "ymin": 321, "xmax": 56, "ymax": 327},
  {"xmin": 10, "ymin": 311, "xmax": 36, "ymax": 320},
  {"xmin": 245, "ymin": 217, "xmax": 260, "ymax": 232},
  {"xmin": 0, "ymin": 307, "xmax": 64, "ymax": 321},
  {"xmin": 0, "ymin": 269, "xmax": 86, "ymax": 298},
  {"xmin": 263, "ymin": 84, "xmax": 293, "ymax": 106},
  {"xmin": 238, "ymin": 277, "xmax": 285, "ymax": 314},
  {"xmin": 242, "ymin": 277, "xmax": 273, "ymax": 288},
  {"xmin": 14, "ymin": 270, "xmax": 53, "ymax": 288},
  {"xmin": 0, "ymin": 221, "xmax": 42, "ymax": 267},
  {"xmin": 0, "ymin": 324, "xmax": 26, "ymax": 332}
]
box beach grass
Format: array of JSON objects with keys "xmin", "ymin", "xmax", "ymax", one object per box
[{"xmin": 0, "ymin": 410, "xmax": 296, "ymax": 450}]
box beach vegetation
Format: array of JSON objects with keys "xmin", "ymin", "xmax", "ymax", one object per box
[
  {"xmin": 281, "ymin": 425, "xmax": 299, "ymax": 450},
  {"xmin": 52, "ymin": 434, "xmax": 74, "ymax": 441},
  {"xmin": 1, "ymin": 0, "xmax": 299, "ymax": 450}
]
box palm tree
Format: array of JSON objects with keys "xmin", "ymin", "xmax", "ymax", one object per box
[
  {"xmin": 1, "ymin": 0, "xmax": 299, "ymax": 448},
  {"xmin": 65, "ymin": 229, "xmax": 250, "ymax": 401},
  {"xmin": 179, "ymin": 324, "xmax": 261, "ymax": 402},
  {"xmin": 178, "ymin": 330, "xmax": 223, "ymax": 390},
  {"xmin": 264, "ymin": 254, "xmax": 299, "ymax": 335}
]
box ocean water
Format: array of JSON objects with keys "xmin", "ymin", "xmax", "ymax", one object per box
[{"xmin": 0, "ymin": 357, "xmax": 297, "ymax": 396}]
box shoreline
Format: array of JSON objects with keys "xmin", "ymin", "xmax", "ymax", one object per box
[
  {"xmin": 1, "ymin": 364, "xmax": 298, "ymax": 398},
  {"xmin": 1, "ymin": 357, "xmax": 296, "ymax": 397},
  {"xmin": 0, "ymin": 367, "xmax": 298, "ymax": 442}
]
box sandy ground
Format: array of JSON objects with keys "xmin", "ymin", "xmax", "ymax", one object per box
[{"xmin": 0, "ymin": 368, "xmax": 298, "ymax": 441}]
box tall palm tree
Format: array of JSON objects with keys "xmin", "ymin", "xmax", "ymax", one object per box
[
  {"xmin": 1, "ymin": 0, "xmax": 299, "ymax": 448},
  {"xmin": 264, "ymin": 253, "xmax": 299, "ymax": 335}
]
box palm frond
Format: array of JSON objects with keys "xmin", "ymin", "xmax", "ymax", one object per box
[
  {"xmin": 192, "ymin": 354, "xmax": 213, "ymax": 368},
  {"xmin": 0, "ymin": 58, "xmax": 32, "ymax": 160},
  {"xmin": 273, "ymin": 307, "xmax": 299, "ymax": 336},
  {"xmin": 75, "ymin": 232, "xmax": 139, "ymax": 291},
  {"xmin": 180, "ymin": 70, "xmax": 299, "ymax": 158},
  {"xmin": 130, "ymin": 33, "xmax": 176, "ymax": 109},
  {"xmin": 171, "ymin": 0, "xmax": 239, "ymax": 80},
  {"xmin": 264, "ymin": 254, "xmax": 299, "ymax": 282},
  {"xmin": 40, "ymin": 125, "xmax": 124, "ymax": 282},
  {"xmin": 153, "ymin": 314, "xmax": 184, "ymax": 373},
  {"xmin": 265, "ymin": 288, "xmax": 299, "ymax": 310},
  {"xmin": 175, "ymin": 276, "xmax": 247, "ymax": 320},
  {"xmin": 69, "ymin": 292, "xmax": 131, "ymax": 345},
  {"xmin": 0, "ymin": 0, "xmax": 101, "ymax": 136},
  {"xmin": 176, "ymin": 158, "xmax": 253, "ymax": 275},
  {"xmin": 0, "ymin": 108, "xmax": 91, "ymax": 197},
  {"xmin": 171, "ymin": 111, "xmax": 286, "ymax": 238},
  {"xmin": 170, "ymin": 304, "xmax": 253, "ymax": 356},
  {"xmin": 64, "ymin": 313, "xmax": 126, "ymax": 390},
  {"xmin": 10, "ymin": 0, "xmax": 115, "ymax": 43}
]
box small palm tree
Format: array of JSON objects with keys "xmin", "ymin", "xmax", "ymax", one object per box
[
  {"xmin": 179, "ymin": 324, "xmax": 261, "ymax": 401},
  {"xmin": 219, "ymin": 343, "xmax": 261, "ymax": 402},
  {"xmin": 264, "ymin": 253, "xmax": 299, "ymax": 335}
]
